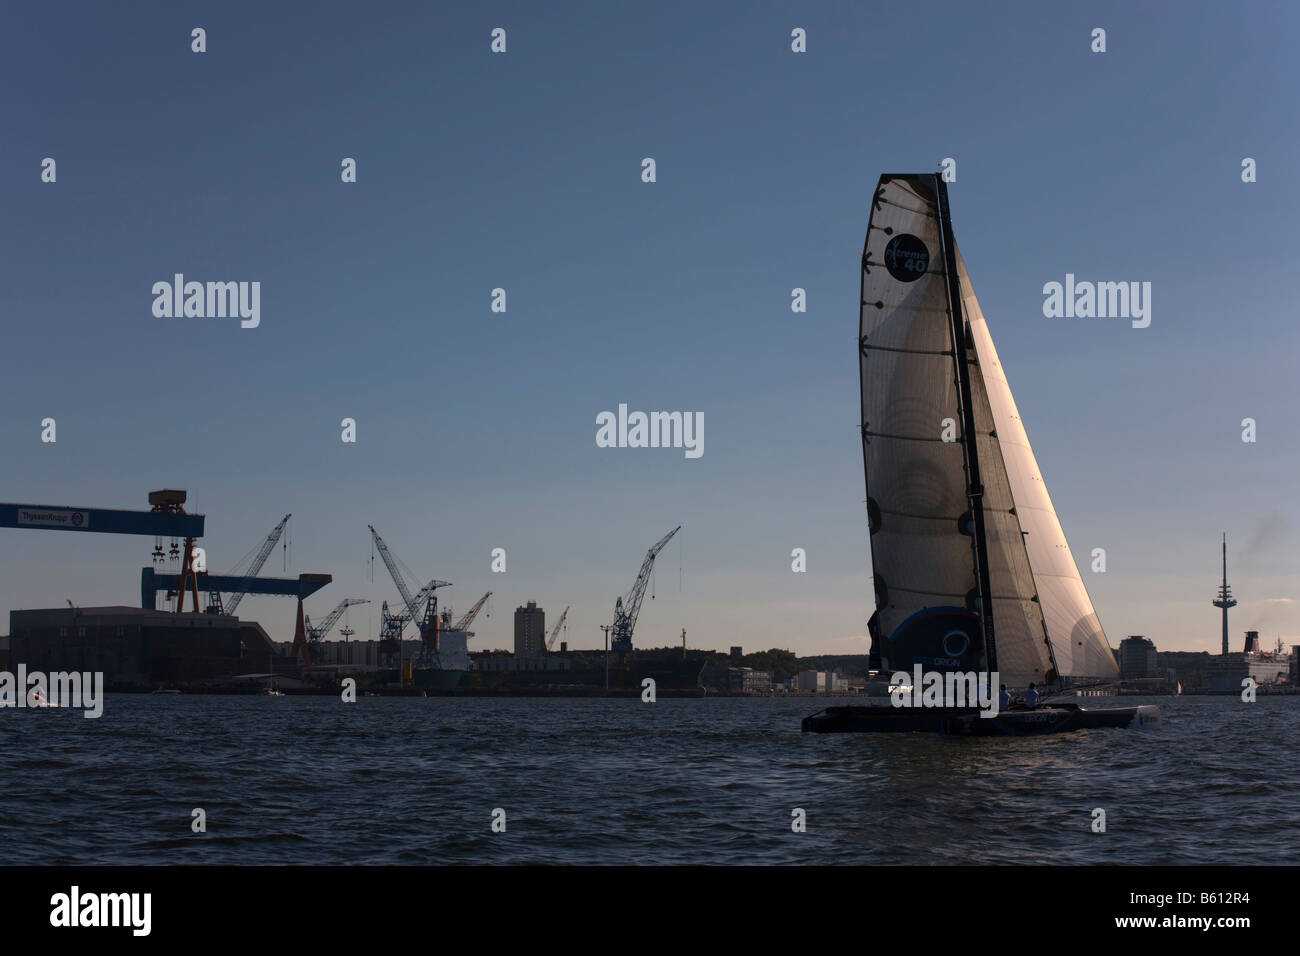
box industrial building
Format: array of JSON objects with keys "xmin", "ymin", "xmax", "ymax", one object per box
[
  {"xmin": 475, "ymin": 652, "xmax": 572, "ymax": 673},
  {"xmin": 699, "ymin": 665, "xmax": 772, "ymax": 695},
  {"xmin": 288, "ymin": 632, "xmax": 474, "ymax": 673},
  {"xmin": 791, "ymin": 670, "xmax": 848, "ymax": 693},
  {"xmin": 8, "ymin": 606, "xmax": 274, "ymax": 687}
]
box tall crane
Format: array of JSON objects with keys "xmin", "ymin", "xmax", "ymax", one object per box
[
  {"xmin": 207, "ymin": 514, "xmax": 291, "ymax": 616},
  {"xmin": 447, "ymin": 592, "xmax": 492, "ymax": 631},
  {"xmin": 546, "ymin": 605, "xmax": 570, "ymax": 651},
  {"xmin": 305, "ymin": 598, "xmax": 369, "ymax": 644},
  {"xmin": 368, "ymin": 525, "xmax": 451, "ymax": 666},
  {"xmin": 610, "ymin": 526, "xmax": 680, "ymax": 652}
]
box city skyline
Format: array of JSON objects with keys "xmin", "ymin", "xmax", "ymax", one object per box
[{"xmin": 2, "ymin": 2, "xmax": 1298, "ymax": 656}]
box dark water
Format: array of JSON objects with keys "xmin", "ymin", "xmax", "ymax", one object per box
[{"xmin": 2, "ymin": 695, "xmax": 1296, "ymax": 864}]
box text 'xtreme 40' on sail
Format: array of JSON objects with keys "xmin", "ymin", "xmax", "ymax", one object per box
[{"xmin": 803, "ymin": 173, "xmax": 1158, "ymax": 736}]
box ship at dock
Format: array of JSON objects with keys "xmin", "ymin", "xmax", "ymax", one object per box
[{"xmin": 1206, "ymin": 631, "xmax": 1297, "ymax": 695}]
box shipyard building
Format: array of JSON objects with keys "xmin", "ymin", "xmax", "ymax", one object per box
[
  {"xmin": 699, "ymin": 665, "xmax": 772, "ymax": 695},
  {"xmin": 8, "ymin": 606, "xmax": 275, "ymax": 686},
  {"xmin": 288, "ymin": 631, "xmax": 473, "ymax": 672}
]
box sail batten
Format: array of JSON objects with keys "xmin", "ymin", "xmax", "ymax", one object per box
[
  {"xmin": 860, "ymin": 175, "xmax": 987, "ymax": 678},
  {"xmin": 860, "ymin": 173, "xmax": 1117, "ymax": 687}
]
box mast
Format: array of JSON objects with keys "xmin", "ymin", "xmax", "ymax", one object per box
[
  {"xmin": 934, "ymin": 176, "xmax": 997, "ymax": 674},
  {"xmin": 1213, "ymin": 532, "xmax": 1235, "ymax": 656}
]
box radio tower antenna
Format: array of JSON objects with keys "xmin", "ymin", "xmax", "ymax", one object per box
[{"xmin": 1212, "ymin": 533, "xmax": 1237, "ymax": 656}]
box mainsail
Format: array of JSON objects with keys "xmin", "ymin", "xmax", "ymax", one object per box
[{"xmin": 859, "ymin": 173, "xmax": 1118, "ymax": 687}]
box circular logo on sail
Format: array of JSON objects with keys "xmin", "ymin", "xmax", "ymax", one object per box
[
  {"xmin": 941, "ymin": 630, "xmax": 970, "ymax": 658},
  {"xmin": 884, "ymin": 234, "xmax": 929, "ymax": 282}
]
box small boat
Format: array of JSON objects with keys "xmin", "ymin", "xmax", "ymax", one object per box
[
  {"xmin": 264, "ymin": 656, "xmax": 283, "ymax": 695},
  {"xmin": 804, "ymin": 174, "xmax": 1158, "ymax": 735},
  {"xmin": 151, "ymin": 688, "xmax": 180, "ymax": 695}
]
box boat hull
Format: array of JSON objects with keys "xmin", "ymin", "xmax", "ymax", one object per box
[{"xmin": 801, "ymin": 702, "xmax": 1160, "ymax": 736}]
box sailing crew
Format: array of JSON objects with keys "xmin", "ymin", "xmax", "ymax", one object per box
[
  {"xmin": 1023, "ymin": 682, "xmax": 1039, "ymax": 709},
  {"xmin": 998, "ymin": 683, "xmax": 1010, "ymax": 712}
]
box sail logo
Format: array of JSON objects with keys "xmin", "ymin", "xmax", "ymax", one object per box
[
  {"xmin": 151, "ymin": 274, "xmax": 261, "ymax": 328},
  {"xmin": 595, "ymin": 404, "xmax": 703, "ymax": 459},
  {"xmin": 890, "ymin": 665, "xmax": 1000, "ymax": 718},
  {"xmin": 1042, "ymin": 274, "xmax": 1151, "ymax": 328},
  {"xmin": 0, "ymin": 665, "xmax": 104, "ymax": 718},
  {"xmin": 884, "ymin": 234, "xmax": 929, "ymax": 282}
]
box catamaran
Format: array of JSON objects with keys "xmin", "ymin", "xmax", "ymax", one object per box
[{"xmin": 803, "ymin": 173, "xmax": 1158, "ymax": 735}]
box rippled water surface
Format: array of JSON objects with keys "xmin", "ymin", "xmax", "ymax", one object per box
[{"xmin": 2, "ymin": 694, "xmax": 1295, "ymax": 864}]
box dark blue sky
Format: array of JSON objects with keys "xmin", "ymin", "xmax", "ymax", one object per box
[{"xmin": 2, "ymin": 1, "xmax": 1296, "ymax": 653}]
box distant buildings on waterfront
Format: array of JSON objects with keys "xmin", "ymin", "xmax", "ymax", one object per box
[
  {"xmin": 699, "ymin": 665, "xmax": 771, "ymax": 695},
  {"xmin": 514, "ymin": 601, "xmax": 545, "ymax": 657},
  {"xmin": 4, "ymin": 594, "xmax": 1295, "ymax": 699},
  {"xmin": 1118, "ymin": 635, "xmax": 1159, "ymax": 679},
  {"xmin": 697, "ymin": 665, "xmax": 853, "ymax": 696}
]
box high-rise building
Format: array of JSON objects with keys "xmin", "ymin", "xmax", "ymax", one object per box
[
  {"xmin": 514, "ymin": 601, "xmax": 545, "ymax": 657},
  {"xmin": 1118, "ymin": 635, "xmax": 1158, "ymax": 679}
]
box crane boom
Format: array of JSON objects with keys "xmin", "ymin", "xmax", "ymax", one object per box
[
  {"xmin": 368, "ymin": 525, "xmax": 418, "ymax": 617},
  {"xmin": 546, "ymin": 605, "xmax": 569, "ymax": 651},
  {"xmin": 611, "ymin": 525, "xmax": 680, "ymax": 652},
  {"xmin": 368, "ymin": 526, "xmax": 451, "ymax": 640},
  {"xmin": 223, "ymin": 514, "xmax": 291, "ymax": 616},
  {"xmin": 452, "ymin": 592, "xmax": 492, "ymax": 631},
  {"xmin": 305, "ymin": 598, "xmax": 369, "ymax": 643}
]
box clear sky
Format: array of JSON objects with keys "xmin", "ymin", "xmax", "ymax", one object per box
[{"xmin": 2, "ymin": 1, "xmax": 1297, "ymax": 656}]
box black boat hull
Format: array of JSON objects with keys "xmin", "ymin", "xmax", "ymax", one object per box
[{"xmin": 801, "ymin": 702, "xmax": 1160, "ymax": 736}]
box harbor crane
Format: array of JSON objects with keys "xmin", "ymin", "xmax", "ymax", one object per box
[
  {"xmin": 368, "ymin": 525, "xmax": 451, "ymax": 665},
  {"xmin": 442, "ymin": 592, "xmax": 492, "ymax": 631},
  {"xmin": 206, "ymin": 514, "xmax": 291, "ymax": 616},
  {"xmin": 1, "ymin": 489, "xmax": 205, "ymax": 612},
  {"xmin": 546, "ymin": 606, "xmax": 570, "ymax": 651},
  {"xmin": 610, "ymin": 526, "xmax": 680, "ymax": 653},
  {"xmin": 305, "ymin": 598, "xmax": 370, "ymax": 645}
]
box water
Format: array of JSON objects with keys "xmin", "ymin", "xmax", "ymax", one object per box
[{"xmin": 2, "ymin": 694, "xmax": 1296, "ymax": 864}]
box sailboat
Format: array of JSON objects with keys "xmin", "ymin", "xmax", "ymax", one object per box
[
  {"xmin": 264, "ymin": 649, "xmax": 283, "ymax": 696},
  {"xmin": 804, "ymin": 174, "xmax": 1158, "ymax": 735}
]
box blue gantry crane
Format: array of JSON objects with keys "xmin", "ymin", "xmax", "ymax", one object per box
[
  {"xmin": 140, "ymin": 510, "xmax": 328, "ymax": 614},
  {"xmin": 1, "ymin": 489, "xmax": 206, "ymax": 612},
  {"xmin": 610, "ymin": 525, "xmax": 680, "ymax": 653},
  {"xmin": 1, "ymin": 489, "xmax": 331, "ymax": 631}
]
